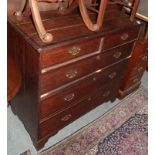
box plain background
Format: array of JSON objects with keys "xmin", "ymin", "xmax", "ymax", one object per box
[{"xmin": 0, "ymin": 0, "xmax": 154, "ymax": 154}]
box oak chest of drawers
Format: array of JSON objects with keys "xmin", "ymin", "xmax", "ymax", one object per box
[{"xmin": 8, "ymin": 6, "xmax": 142, "ymax": 150}]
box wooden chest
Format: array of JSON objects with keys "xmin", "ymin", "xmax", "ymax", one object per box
[{"xmin": 8, "ymin": 6, "xmax": 142, "ymax": 150}]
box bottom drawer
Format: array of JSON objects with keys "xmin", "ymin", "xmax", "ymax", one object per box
[{"xmin": 39, "ymin": 78, "xmax": 121, "ymax": 139}]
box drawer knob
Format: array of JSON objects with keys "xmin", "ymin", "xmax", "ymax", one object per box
[
  {"xmin": 103, "ymin": 90, "xmax": 110, "ymax": 97},
  {"xmin": 142, "ymin": 56, "xmax": 147, "ymax": 61},
  {"xmin": 64, "ymin": 93, "xmax": 75, "ymax": 102},
  {"xmin": 68, "ymin": 46, "xmax": 81, "ymax": 56},
  {"xmin": 61, "ymin": 114, "xmax": 72, "ymax": 122},
  {"xmin": 108, "ymin": 72, "xmax": 117, "ymax": 79},
  {"xmin": 113, "ymin": 52, "xmax": 122, "ymax": 59},
  {"xmin": 120, "ymin": 33, "xmax": 129, "ymax": 40},
  {"xmin": 65, "ymin": 69, "xmax": 78, "ymax": 79}
]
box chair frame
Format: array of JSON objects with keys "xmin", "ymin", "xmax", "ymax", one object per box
[{"xmin": 15, "ymin": 0, "xmax": 140, "ymax": 43}]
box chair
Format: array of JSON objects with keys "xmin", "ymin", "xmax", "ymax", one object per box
[{"xmin": 14, "ymin": 0, "xmax": 140, "ymax": 43}]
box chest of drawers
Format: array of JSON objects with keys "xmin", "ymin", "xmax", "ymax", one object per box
[
  {"xmin": 118, "ymin": 35, "xmax": 148, "ymax": 98},
  {"xmin": 8, "ymin": 6, "xmax": 142, "ymax": 150}
]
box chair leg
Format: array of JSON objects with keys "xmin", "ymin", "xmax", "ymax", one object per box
[
  {"xmin": 14, "ymin": 0, "xmax": 31, "ymax": 21},
  {"xmin": 79, "ymin": 0, "xmax": 108, "ymax": 31},
  {"xmin": 130, "ymin": 0, "xmax": 140, "ymax": 21},
  {"xmin": 29, "ymin": 0, "xmax": 53, "ymax": 43},
  {"xmin": 59, "ymin": 0, "xmax": 79, "ymax": 15}
]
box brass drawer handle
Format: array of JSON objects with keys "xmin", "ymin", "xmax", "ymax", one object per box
[
  {"xmin": 65, "ymin": 69, "xmax": 78, "ymax": 79},
  {"xmin": 68, "ymin": 46, "xmax": 81, "ymax": 56},
  {"xmin": 61, "ymin": 114, "xmax": 72, "ymax": 122},
  {"xmin": 108, "ymin": 72, "xmax": 117, "ymax": 79},
  {"xmin": 120, "ymin": 33, "xmax": 129, "ymax": 40},
  {"xmin": 133, "ymin": 78, "xmax": 139, "ymax": 83},
  {"xmin": 138, "ymin": 66, "xmax": 143, "ymax": 72},
  {"xmin": 142, "ymin": 56, "xmax": 147, "ymax": 61},
  {"xmin": 103, "ymin": 90, "xmax": 110, "ymax": 97},
  {"xmin": 64, "ymin": 93, "xmax": 75, "ymax": 102},
  {"xmin": 113, "ymin": 52, "xmax": 122, "ymax": 59}
]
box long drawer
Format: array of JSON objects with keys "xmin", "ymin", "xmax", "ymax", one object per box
[
  {"xmin": 40, "ymin": 43, "xmax": 133, "ymax": 94},
  {"xmin": 40, "ymin": 59, "xmax": 128, "ymax": 119},
  {"xmin": 40, "ymin": 38, "xmax": 101, "ymax": 68},
  {"xmin": 39, "ymin": 78, "xmax": 121, "ymax": 139}
]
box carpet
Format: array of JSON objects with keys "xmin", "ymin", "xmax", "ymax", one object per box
[{"xmin": 38, "ymin": 86, "xmax": 148, "ymax": 155}]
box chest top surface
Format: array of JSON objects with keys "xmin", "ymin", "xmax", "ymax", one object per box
[{"xmin": 8, "ymin": 5, "xmax": 141, "ymax": 50}]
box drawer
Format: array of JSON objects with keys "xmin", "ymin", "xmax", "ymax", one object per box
[
  {"xmin": 40, "ymin": 38, "xmax": 100, "ymax": 68},
  {"xmin": 40, "ymin": 43, "xmax": 132, "ymax": 94},
  {"xmin": 39, "ymin": 79, "xmax": 121, "ymax": 139},
  {"xmin": 40, "ymin": 55, "xmax": 99, "ymax": 94},
  {"xmin": 40, "ymin": 60, "xmax": 128, "ymax": 119},
  {"xmin": 103, "ymin": 27, "xmax": 139, "ymax": 50},
  {"xmin": 99, "ymin": 42, "xmax": 133, "ymax": 66}
]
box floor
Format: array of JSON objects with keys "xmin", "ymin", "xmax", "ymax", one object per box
[{"xmin": 7, "ymin": 72, "xmax": 148, "ymax": 155}]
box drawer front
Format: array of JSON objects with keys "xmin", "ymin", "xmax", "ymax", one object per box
[
  {"xmin": 40, "ymin": 43, "xmax": 132, "ymax": 94},
  {"xmin": 40, "ymin": 60, "xmax": 128, "ymax": 119},
  {"xmin": 99, "ymin": 42, "xmax": 133, "ymax": 66},
  {"xmin": 103, "ymin": 27, "xmax": 139, "ymax": 50},
  {"xmin": 40, "ymin": 55, "xmax": 99, "ymax": 94},
  {"xmin": 39, "ymin": 79, "xmax": 121, "ymax": 139},
  {"xmin": 40, "ymin": 38, "xmax": 100, "ymax": 68}
]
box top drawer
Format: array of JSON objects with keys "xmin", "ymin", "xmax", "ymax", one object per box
[
  {"xmin": 40, "ymin": 38, "xmax": 100, "ymax": 68},
  {"xmin": 103, "ymin": 27, "xmax": 139, "ymax": 50}
]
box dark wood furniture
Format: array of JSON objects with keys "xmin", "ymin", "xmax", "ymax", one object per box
[
  {"xmin": 8, "ymin": 5, "xmax": 142, "ymax": 150},
  {"xmin": 118, "ymin": 33, "xmax": 147, "ymax": 98}
]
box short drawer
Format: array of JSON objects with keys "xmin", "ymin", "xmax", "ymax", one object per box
[
  {"xmin": 40, "ymin": 43, "xmax": 132, "ymax": 94},
  {"xmin": 103, "ymin": 27, "xmax": 139, "ymax": 50},
  {"xmin": 39, "ymin": 79, "xmax": 121, "ymax": 139},
  {"xmin": 99, "ymin": 42, "xmax": 133, "ymax": 66},
  {"xmin": 40, "ymin": 38, "xmax": 100, "ymax": 68},
  {"xmin": 40, "ymin": 60, "xmax": 128, "ymax": 119}
]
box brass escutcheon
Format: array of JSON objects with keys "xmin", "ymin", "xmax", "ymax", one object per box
[
  {"xmin": 113, "ymin": 52, "xmax": 122, "ymax": 59},
  {"xmin": 65, "ymin": 69, "xmax": 78, "ymax": 79},
  {"xmin": 120, "ymin": 33, "xmax": 129, "ymax": 40},
  {"xmin": 61, "ymin": 114, "xmax": 72, "ymax": 122},
  {"xmin": 108, "ymin": 72, "xmax": 117, "ymax": 79},
  {"xmin": 138, "ymin": 66, "xmax": 143, "ymax": 72},
  {"xmin": 142, "ymin": 56, "xmax": 147, "ymax": 61},
  {"xmin": 64, "ymin": 93, "xmax": 75, "ymax": 101},
  {"xmin": 68, "ymin": 46, "xmax": 81, "ymax": 56}
]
